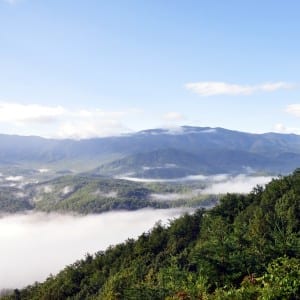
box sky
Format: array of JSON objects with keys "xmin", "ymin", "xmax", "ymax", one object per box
[{"xmin": 1, "ymin": 0, "xmax": 300, "ymax": 139}]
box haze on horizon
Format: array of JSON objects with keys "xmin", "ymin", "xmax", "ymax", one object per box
[{"xmin": 0, "ymin": 1, "xmax": 300, "ymax": 139}]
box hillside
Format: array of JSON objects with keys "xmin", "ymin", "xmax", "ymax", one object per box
[
  {"xmin": 93, "ymin": 147, "xmax": 299, "ymax": 178},
  {"xmin": 0, "ymin": 175, "xmax": 216, "ymax": 214},
  {"xmin": 3, "ymin": 169, "xmax": 299, "ymax": 299}
]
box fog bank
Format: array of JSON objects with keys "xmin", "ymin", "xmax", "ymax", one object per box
[
  {"xmin": 0, "ymin": 209, "xmax": 185, "ymax": 289},
  {"xmin": 202, "ymin": 174, "xmax": 273, "ymax": 194}
]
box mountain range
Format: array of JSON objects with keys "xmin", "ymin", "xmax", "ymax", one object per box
[{"xmin": 1, "ymin": 126, "xmax": 300, "ymax": 177}]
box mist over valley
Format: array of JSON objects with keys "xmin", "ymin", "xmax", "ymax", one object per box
[{"xmin": 0, "ymin": 209, "xmax": 186, "ymax": 290}]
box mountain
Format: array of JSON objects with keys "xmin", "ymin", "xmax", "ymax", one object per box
[
  {"xmin": 3, "ymin": 170, "xmax": 299, "ymax": 299},
  {"xmin": 1, "ymin": 126, "xmax": 300, "ymax": 176},
  {"xmin": 93, "ymin": 147, "xmax": 300, "ymax": 178}
]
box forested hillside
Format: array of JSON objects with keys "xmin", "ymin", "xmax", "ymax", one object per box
[
  {"xmin": 0, "ymin": 175, "xmax": 215, "ymax": 214},
  {"xmin": 3, "ymin": 170, "xmax": 300, "ymax": 299}
]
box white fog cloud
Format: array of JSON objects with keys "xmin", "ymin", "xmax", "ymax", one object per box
[
  {"xmin": 57, "ymin": 119, "xmax": 129, "ymax": 140},
  {"xmin": 120, "ymin": 174, "xmax": 272, "ymax": 195},
  {"xmin": 38, "ymin": 169, "xmax": 50, "ymax": 173},
  {"xmin": 163, "ymin": 112, "xmax": 185, "ymax": 122},
  {"xmin": 117, "ymin": 175, "xmax": 207, "ymax": 183},
  {"xmin": 61, "ymin": 186, "xmax": 74, "ymax": 195},
  {"xmin": 201, "ymin": 174, "xmax": 273, "ymax": 194},
  {"xmin": 5, "ymin": 176, "xmax": 23, "ymax": 182},
  {"xmin": 273, "ymin": 123, "xmax": 300, "ymax": 135},
  {"xmin": 43, "ymin": 185, "xmax": 53, "ymax": 193},
  {"xmin": 0, "ymin": 209, "xmax": 185, "ymax": 289},
  {"xmin": 0, "ymin": 103, "xmax": 65, "ymax": 124},
  {"xmin": 150, "ymin": 189, "xmax": 204, "ymax": 201},
  {"xmin": 151, "ymin": 193, "xmax": 188, "ymax": 201},
  {"xmin": 286, "ymin": 104, "xmax": 300, "ymax": 117},
  {"xmin": 0, "ymin": 102, "xmax": 142, "ymax": 139},
  {"xmin": 117, "ymin": 174, "xmax": 272, "ymax": 192},
  {"xmin": 185, "ymin": 81, "xmax": 293, "ymax": 96}
]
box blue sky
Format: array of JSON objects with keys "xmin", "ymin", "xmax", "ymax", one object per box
[{"xmin": 1, "ymin": 0, "xmax": 300, "ymax": 138}]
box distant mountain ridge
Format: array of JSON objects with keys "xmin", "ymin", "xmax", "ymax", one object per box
[{"xmin": 1, "ymin": 126, "xmax": 300, "ymax": 176}]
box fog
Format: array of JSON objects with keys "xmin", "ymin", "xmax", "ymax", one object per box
[
  {"xmin": 5, "ymin": 176, "xmax": 23, "ymax": 182},
  {"xmin": 38, "ymin": 169, "xmax": 50, "ymax": 173},
  {"xmin": 120, "ymin": 174, "xmax": 273, "ymax": 195},
  {"xmin": 118, "ymin": 173, "xmax": 272, "ymax": 186},
  {"xmin": 118, "ymin": 174, "xmax": 216, "ymax": 182},
  {"xmin": 0, "ymin": 209, "xmax": 185, "ymax": 290},
  {"xmin": 202, "ymin": 174, "xmax": 273, "ymax": 194},
  {"xmin": 151, "ymin": 193, "xmax": 189, "ymax": 201},
  {"xmin": 61, "ymin": 185, "xmax": 74, "ymax": 195},
  {"xmin": 151, "ymin": 189, "xmax": 203, "ymax": 201}
]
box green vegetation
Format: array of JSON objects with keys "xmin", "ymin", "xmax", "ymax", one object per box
[
  {"xmin": 33, "ymin": 176, "xmax": 159, "ymax": 213},
  {"xmin": 0, "ymin": 187, "xmax": 33, "ymax": 213},
  {"xmin": 0, "ymin": 175, "xmax": 216, "ymax": 214},
  {"xmin": 33, "ymin": 176, "xmax": 216, "ymax": 214},
  {"xmin": 2, "ymin": 169, "xmax": 299, "ymax": 299}
]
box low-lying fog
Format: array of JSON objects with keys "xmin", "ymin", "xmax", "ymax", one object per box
[
  {"xmin": 0, "ymin": 209, "xmax": 185, "ymax": 290},
  {"xmin": 201, "ymin": 174, "xmax": 273, "ymax": 194},
  {"xmin": 122, "ymin": 174, "xmax": 274, "ymax": 194}
]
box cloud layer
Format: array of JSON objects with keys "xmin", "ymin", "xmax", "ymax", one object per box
[
  {"xmin": 0, "ymin": 209, "xmax": 185, "ymax": 289},
  {"xmin": 118, "ymin": 174, "xmax": 273, "ymax": 194},
  {"xmin": 185, "ymin": 81, "xmax": 293, "ymax": 96},
  {"xmin": 0, "ymin": 103, "xmax": 65, "ymax": 124},
  {"xmin": 0, "ymin": 102, "xmax": 139, "ymax": 139},
  {"xmin": 201, "ymin": 174, "xmax": 273, "ymax": 194},
  {"xmin": 286, "ymin": 104, "xmax": 300, "ymax": 117}
]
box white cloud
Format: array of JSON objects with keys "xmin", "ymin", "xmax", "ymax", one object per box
[
  {"xmin": 38, "ymin": 168, "xmax": 50, "ymax": 173},
  {"xmin": 273, "ymin": 123, "xmax": 287, "ymax": 133},
  {"xmin": 5, "ymin": 176, "xmax": 23, "ymax": 182},
  {"xmin": 0, "ymin": 102, "xmax": 65, "ymax": 124},
  {"xmin": 273, "ymin": 105, "xmax": 300, "ymax": 135},
  {"xmin": 260, "ymin": 82, "xmax": 292, "ymax": 91},
  {"xmin": 0, "ymin": 102, "xmax": 141, "ymax": 139},
  {"xmin": 201, "ymin": 174, "xmax": 273, "ymax": 194},
  {"xmin": 163, "ymin": 112, "xmax": 185, "ymax": 122},
  {"xmin": 185, "ymin": 81, "xmax": 293, "ymax": 96},
  {"xmin": 59, "ymin": 108, "xmax": 133, "ymax": 139},
  {"xmin": 273, "ymin": 123, "xmax": 300, "ymax": 135},
  {"xmin": 57, "ymin": 119, "xmax": 129, "ymax": 140},
  {"xmin": 76, "ymin": 109, "xmax": 126, "ymax": 119},
  {"xmin": 286, "ymin": 104, "xmax": 300, "ymax": 117}
]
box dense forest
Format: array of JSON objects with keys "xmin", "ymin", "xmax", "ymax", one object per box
[{"xmin": 2, "ymin": 170, "xmax": 300, "ymax": 299}]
